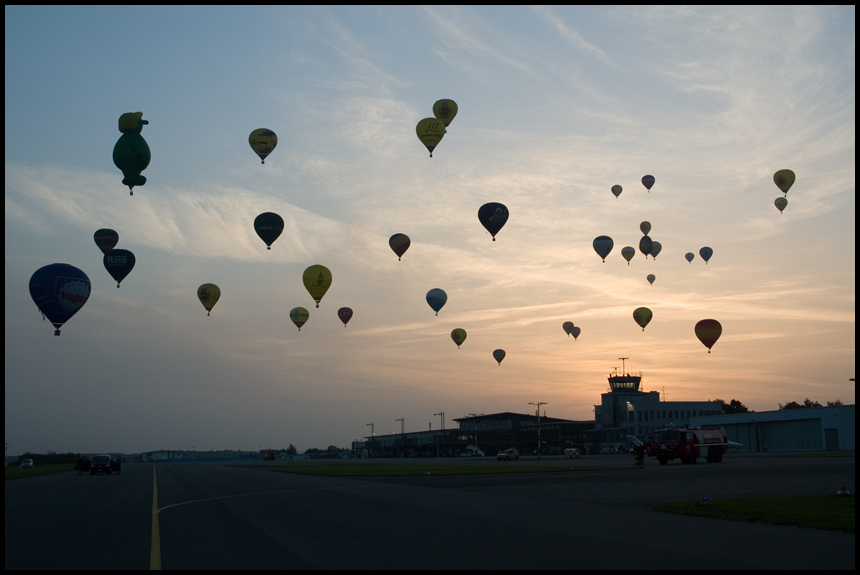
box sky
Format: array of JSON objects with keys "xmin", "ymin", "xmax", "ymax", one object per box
[{"xmin": 5, "ymin": 6, "xmax": 855, "ymax": 455}]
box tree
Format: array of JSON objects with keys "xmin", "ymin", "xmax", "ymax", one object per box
[
  {"xmin": 715, "ymin": 398, "xmax": 751, "ymax": 414},
  {"xmin": 286, "ymin": 444, "xmax": 297, "ymax": 455},
  {"xmin": 780, "ymin": 398, "xmax": 822, "ymax": 410},
  {"xmin": 827, "ymin": 399, "xmax": 844, "ymax": 407}
]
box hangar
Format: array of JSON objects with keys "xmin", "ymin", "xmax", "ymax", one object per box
[{"xmin": 690, "ymin": 404, "xmax": 855, "ymax": 452}]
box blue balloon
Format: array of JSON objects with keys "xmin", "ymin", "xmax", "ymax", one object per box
[
  {"xmin": 426, "ymin": 288, "xmax": 448, "ymax": 316},
  {"xmin": 699, "ymin": 246, "xmax": 714, "ymax": 265},
  {"xmin": 29, "ymin": 264, "xmax": 91, "ymax": 335},
  {"xmin": 103, "ymin": 248, "xmax": 135, "ymax": 287}
]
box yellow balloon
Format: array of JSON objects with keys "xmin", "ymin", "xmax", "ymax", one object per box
[
  {"xmin": 432, "ymin": 99, "xmax": 458, "ymax": 127},
  {"xmin": 451, "ymin": 328, "xmax": 467, "ymax": 348},
  {"xmin": 197, "ymin": 283, "xmax": 221, "ymax": 316},
  {"xmin": 290, "ymin": 307, "xmax": 309, "ymax": 331},
  {"xmin": 303, "ymin": 265, "xmax": 332, "ymax": 308},
  {"xmin": 249, "ymin": 129, "xmax": 278, "ymax": 164},
  {"xmin": 416, "ymin": 118, "xmax": 445, "ymax": 157},
  {"xmin": 633, "ymin": 307, "xmax": 652, "ymax": 331}
]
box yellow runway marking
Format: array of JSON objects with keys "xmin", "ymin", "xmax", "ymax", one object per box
[{"xmin": 150, "ymin": 465, "xmax": 161, "ymax": 570}]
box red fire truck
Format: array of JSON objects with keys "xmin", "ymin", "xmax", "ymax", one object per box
[{"xmin": 643, "ymin": 426, "xmax": 730, "ymax": 465}]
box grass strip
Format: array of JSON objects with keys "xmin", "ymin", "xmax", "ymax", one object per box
[
  {"xmin": 5, "ymin": 464, "xmax": 75, "ymax": 480},
  {"xmin": 653, "ymin": 494, "xmax": 854, "ymax": 533},
  {"xmin": 268, "ymin": 463, "xmax": 572, "ymax": 477}
]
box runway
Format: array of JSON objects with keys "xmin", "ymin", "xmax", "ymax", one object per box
[{"xmin": 5, "ymin": 454, "xmax": 855, "ymax": 569}]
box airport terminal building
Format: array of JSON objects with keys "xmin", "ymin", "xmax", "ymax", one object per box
[{"xmin": 351, "ymin": 363, "xmax": 854, "ymax": 457}]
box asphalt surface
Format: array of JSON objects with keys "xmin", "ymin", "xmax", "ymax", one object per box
[{"xmin": 5, "ymin": 454, "xmax": 855, "ymax": 569}]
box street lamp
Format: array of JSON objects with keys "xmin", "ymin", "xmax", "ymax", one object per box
[
  {"xmin": 434, "ymin": 412, "xmax": 445, "ymax": 430},
  {"xmin": 529, "ymin": 402, "xmax": 547, "ymax": 458},
  {"xmin": 366, "ymin": 423, "xmax": 374, "ymax": 458},
  {"xmin": 395, "ymin": 418, "xmax": 405, "ymax": 457}
]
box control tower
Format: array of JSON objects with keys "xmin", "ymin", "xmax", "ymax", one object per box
[{"xmin": 607, "ymin": 357, "xmax": 641, "ymax": 392}]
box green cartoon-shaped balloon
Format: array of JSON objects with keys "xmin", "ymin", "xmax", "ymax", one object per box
[{"xmin": 113, "ymin": 112, "xmax": 151, "ymax": 195}]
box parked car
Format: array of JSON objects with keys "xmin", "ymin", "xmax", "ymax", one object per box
[
  {"xmin": 497, "ymin": 448, "xmax": 519, "ymax": 461},
  {"xmin": 90, "ymin": 455, "xmax": 112, "ymax": 475},
  {"xmin": 20, "ymin": 459, "xmax": 33, "ymax": 468}
]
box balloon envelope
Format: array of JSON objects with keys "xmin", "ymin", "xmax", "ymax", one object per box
[
  {"xmin": 433, "ymin": 99, "xmax": 458, "ymax": 127},
  {"xmin": 774, "ymin": 197, "xmax": 788, "ymax": 214},
  {"xmin": 773, "ymin": 169, "xmax": 795, "ymax": 195},
  {"xmin": 611, "ymin": 185, "xmax": 622, "ymax": 198},
  {"xmin": 639, "ymin": 221, "xmax": 651, "ymax": 236},
  {"xmin": 29, "ymin": 263, "xmax": 91, "ymax": 335},
  {"xmin": 685, "ymin": 252, "xmax": 695, "ymax": 263},
  {"xmin": 699, "ymin": 247, "xmax": 713, "ymax": 264},
  {"xmin": 303, "ymin": 265, "xmax": 332, "ymax": 308},
  {"xmin": 389, "ymin": 233, "xmax": 411, "ymax": 260},
  {"xmin": 451, "ymin": 328, "xmax": 467, "ymax": 348},
  {"xmin": 621, "ymin": 246, "xmax": 635, "ymax": 265},
  {"xmin": 426, "ymin": 288, "xmax": 447, "ymax": 315},
  {"xmin": 249, "ymin": 129, "xmax": 278, "ymax": 164},
  {"xmin": 650, "ymin": 241, "xmax": 662, "ymax": 259},
  {"xmin": 290, "ymin": 307, "xmax": 309, "ymax": 331},
  {"xmin": 695, "ymin": 319, "xmax": 722, "ymax": 353},
  {"xmin": 94, "ymin": 229, "xmax": 119, "ymax": 254},
  {"xmin": 593, "ymin": 236, "xmax": 614, "ymax": 262},
  {"xmin": 642, "ymin": 175, "xmax": 655, "ymax": 191},
  {"xmin": 103, "ymin": 249, "xmax": 135, "ymax": 287},
  {"xmin": 416, "ymin": 118, "xmax": 445, "ymax": 157},
  {"xmin": 633, "ymin": 307, "xmax": 652, "ymax": 331},
  {"xmin": 337, "ymin": 307, "xmax": 353, "ymax": 327},
  {"xmin": 647, "ymin": 274, "xmax": 655, "ymax": 285},
  {"xmin": 562, "ymin": 321, "xmax": 574, "ymax": 336},
  {"xmin": 493, "ymin": 349, "xmax": 505, "ymax": 365},
  {"xmin": 570, "ymin": 326, "xmax": 581, "ymax": 340},
  {"xmin": 639, "ymin": 236, "xmax": 653, "ymax": 257},
  {"xmin": 197, "ymin": 283, "xmax": 221, "ymax": 316},
  {"xmin": 478, "ymin": 202, "xmax": 509, "ymax": 240},
  {"xmin": 254, "ymin": 212, "xmax": 284, "ymax": 250}
]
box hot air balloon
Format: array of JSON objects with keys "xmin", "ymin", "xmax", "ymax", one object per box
[
  {"xmin": 29, "ymin": 263, "xmax": 91, "ymax": 336},
  {"xmin": 642, "ymin": 175, "xmax": 655, "ymax": 192},
  {"xmin": 254, "ymin": 212, "xmax": 284, "ymax": 250},
  {"xmin": 611, "ymin": 185, "xmax": 622, "ymax": 198},
  {"xmin": 774, "ymin": 197, "xmax": 788, "ymax": 214},
  {"xmin": 338, "ymin": 307, "xmax": 353, "ymax": 327},
  {"xmin": 303, "ymin": 265, "xmax": 332, "ymax": 308},
  {"xmin": 290, "ymin": 307, "xmax": 309, "ymax": 331},
  {"xmin": 94, "ymin": 229, "xmax": 119, "ymax": 254},
  {"xmin": 493, "ymin": 349, "xmax": 505, "ymax": 365},
  {"xmin": 416, "ymin": 118, "xmax": 445, "ymax": 157},
  {"xmin": 249, "ymin": 129, "xmax": 278, "ymax": 164},
  {"xmin": 389, "ymin": 233, "xmax": 411, "ymax": 261},
  {"xmin": 633, "ymin": 307, "xmax": 652, "ymax": 331},
  {"xmin": 451, "ymin": 328, "xmax": 467, "ymax": 348},
  {"xmin": 570, "ymin": 326, "xmax": 581, "ymax": 340},
  {"xmin": 103, "ymin": 249, "xmax": 135, "ymax": 288},
  {"xmin": 685, "ymin": 252, "xmax": 695, "ymax": 263},
  {"xmin": 647, "ymin": 274, "xmax": 655, "ymax": 285},
  {"xmin": 695, "ymin": 319, "xmax": 722, "ymax": 353},
  {"xmin": 621, "ymin": 246, "xmax": 635, "ymax": 265},
  {"xmin": 478, "ymin": 202, "xmax": 509, "ymax": 241},
  {"xmin": 639, "ymin": 221, "xmax": 651, "ymax": 236},
  {"xmin": 639, "ymin": 236, "xmax": 653, "ymax": 258},
  {"xmin": 197, "ymin": 283, "xmax": 221, "ymax": 316},
  {"xmin": 650, "ymin": 241, "xmax": 662, "ymax": 259},
  {"xmin": 773, "ymin": 169, "xmax": 795, "ymax": 196},
  {"xmin": 699, "ymin": 247, "xmax": 713, "ymax": 265},
  {"xmin": 113, "ymin": 112, "xmax": 150, "ymax": 195},
  {"xmin": 593, "ymin": 236, "xmax": 614, "ymax": 262},
  {"xmin": 426, "ymin": 288, "xmax": 447, "ymax": 315},
  {"xmin": 433, "ymin": 99, "xmax": 458, "ymax": 127},
  {"xmin": 562, "ymin": 321, "xmax": 574, "ymax": 336}
]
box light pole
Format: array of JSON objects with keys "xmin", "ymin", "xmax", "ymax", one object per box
[
  {"xmin": 529, "ymin": 402, "xmax": 547, "ymax": 458},
  {"xmin": 395, "ymin": 418, "xmax": 405, "ymax": 457},
  {"xmin": 434, "ymin": 412, "xmax": 445, "ymax": 430},
  {"xmin": 366, "ymin": 423, "xmax": 374, "ymax": 458}
]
